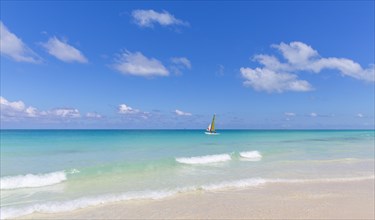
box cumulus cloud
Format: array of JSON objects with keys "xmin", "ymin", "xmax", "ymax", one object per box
[
  {"xmin": 0, "ymin": 96, "xmax": 25, "ymax": 110},
  {"xmin": 310, "ymin": 112, "xmax": 318, "ymax": 117},
  {"xmin": 0, "ymin": 21, "xmax": 41, "ymax": 63},
  {"xmin": 118, "ymin": 104, "xmax": 140, "ymax": 114},
  {"xmin": 118, "ymin": 103, "xmax": 150, "ymax": 120},
  {"xmin": 131, "ymin": 9, "xmax": 188, "ymax": 28},
  {"xmin": 1, "ymin": 96, "xmax": 29, "ymax": 118},
  {"xmin": 175, "ymin": 109, "xmax": 192, "ymax": 116},
  {"xmin": 240, "ymin": 41, "xmax": 375, "ymax": 93},
  {"xmin": 273, "ymin": 42, "xmax": 318, "ymax": 66},
  {"xmin": 25, "ymin": 106, "xmax": 38, "ymax": 117},
  {"xmin": 49, "ymin": 108, "xmax": 81, "ymax": 118},
  {"xmin": 1, "ymin": 96, "xmax": 82, "ymax": 121},
  {"xmin": 113, "ymin": 51, "xmax": 169, "ymax": 77},
  {"xmin": 41, "ymin": 37, "xmax": 88, "ymax": 63},
  {"xmin": 241, "ymin": 67, "xmax": 313, "ymax": 93}
]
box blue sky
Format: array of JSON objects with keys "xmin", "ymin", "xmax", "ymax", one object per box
[{"xmin": 0, "ymin": 1, "xmax": 374, "ymax": 129}]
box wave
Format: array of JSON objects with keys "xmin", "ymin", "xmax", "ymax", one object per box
[
  {"xmin": 1, "ymin": 175, "xmax": 373, "ymax": 219},
  {"xmin": 201, "ymin": 178, "xmax": 266, "ymax": 190},
  {"xmin": 0, "ymin": 189, "xmax": 181, "ymax": 219},
  {"xmin": 201, "ymin": 175, "xmax": 375, "ymax": 191},
  {"xmin": 0, "ymin": 169, "xmax": 78, "ymax": 190},
  {"xmin": 271, "ymin": 175, "xmax": 375, "ymax": 184},
  {"xmin": 280, "ymin": 158, "xmax": 373, "ymax": 164},
  {"xmin": 176, "ymin": 153, "xmax": 231, "ymax": 164},
  {"xmin": 239, "ymin": 151, "xmax": 262, "ymax": 161}
]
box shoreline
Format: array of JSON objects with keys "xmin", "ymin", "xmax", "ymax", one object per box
[{"xmin": 18, "ymin": 179, "xmax": 374, "ymax": 219}]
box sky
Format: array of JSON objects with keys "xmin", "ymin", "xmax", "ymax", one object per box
[{"xmin": 0, "ymin": 1, "xmax": 374, "ymax": 129}]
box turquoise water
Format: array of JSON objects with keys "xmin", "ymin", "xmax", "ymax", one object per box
[{"xmin": 1, "ymin": 130, "xmax": 374, "ymax": 218}]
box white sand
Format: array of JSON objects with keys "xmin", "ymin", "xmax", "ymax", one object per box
[{"xmin": 20, "ymin": 179, "xmax": 374, "ymax": 219}]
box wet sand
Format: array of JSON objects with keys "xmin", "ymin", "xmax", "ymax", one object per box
[{"xmin": 20, "ymin": 179, "xmax": 374, "ymax": 219}]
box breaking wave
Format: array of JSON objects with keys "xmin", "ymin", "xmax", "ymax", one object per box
[
  {"xmin": 176, "ymin": 153, "xmax": 231, "ymax": 164},
  {"xmin": 239, "ymin": 151, "xmax": 262, "ymax": 161},
  {"xmin": 0, "ymin": 190, "xmax": 178, "ymax": 219},
  {"xmin": 0, "ymin": 169, "xmax": 79, "ymax": 190}
]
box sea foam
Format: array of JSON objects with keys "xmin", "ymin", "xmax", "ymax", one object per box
[
  {"xmin": 201, "ymin": 178, "xmax": 266, "ymax": 190},
  {"xmin": 2, "ymin": 183, "xmax": 262, "ymax": 219},
  {"xmin": 176, "ymin": 153, "xmax": 231, "ymax": 164},
  {"xmin": 239, "ymin": 151, "xmax": 262, "ymax": 161},
  {"xmin": 0, "ymin": 190, "xmax": 178, "ymax": 219},
  {"xmin": 0, "ymin": 170, "xmax": 76, "ymax": 190},
  {"xmin": 269, "ymin": 175, "xmax": 375, "ymax": 184},
  {"xmin": 1, "ymin": 175, "xmax": 373, "ymax": 219}
]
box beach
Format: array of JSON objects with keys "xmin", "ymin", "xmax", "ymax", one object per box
[
  {"xmin": 20, "ymin": 179, "xmax": 374, "ymax": 219},
  {"xmin": 2, "ymin": 1, "xmax": 374, "ymax": 219},
  {"xmin": 1, "ymin": 130, "xmax": 374, "ymax": 219}
]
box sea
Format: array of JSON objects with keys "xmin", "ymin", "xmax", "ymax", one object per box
[{"xmin": 0, "ymin": 129, "xmax": 374, "ymax": 219}]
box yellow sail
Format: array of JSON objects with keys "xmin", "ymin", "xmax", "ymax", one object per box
[{"xmin": 210, "ymin": 114, "xmax": 216, "ymax": 132}]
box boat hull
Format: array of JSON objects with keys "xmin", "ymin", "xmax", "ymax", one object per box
[{"xmin": 205, "ymin": 132, "xmax": 219, "ymax": 135}]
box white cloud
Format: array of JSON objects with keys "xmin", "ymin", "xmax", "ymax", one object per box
[
  {"xmin": 310, "ymin": 112, "xmax": 318, "ymax": 117},
  {"xmin": 0, "ymin": 96, "xmax": 42, "ymax": 119},
  {"xmin": 284, "ymin": 112, "xmax": 296, "ymax": 117},
  {"xmin": 170, "ymin": 57, "xmax": 191, "ymax": 75},
  {"xmin": 175, "ymin": 109, "xmax": 192, "ymax": 116},
  {"xmin": 0, "ymin": 96, "xmax": 25, "ymax": 111},
  {"xmin": 310, "ymin": 59, "xmax": 374, "ymax": 82},
  {"xmin": 1, "ymin": 96, "xmax": 28, "ymax": 118},
  {"xmin": 50, "ymin": 108, "xmax": 81, "ymax": 118},
  {"xmin": 118, "ymin": 104, "xmax": 140, "ymax": 114},
  {"xmin": 1, "ymin": 96, "xmax": 82, "ymax": 121},
  {"xmin": 131, "ymin": 9, "xmax": 188, "ymax": 27},
  {"xmin": 113, "ymin": 51, "xmax": 169, "ymax": 77},
  {"xmin": 0, "ymin": 21, "xmax": 41, "ymax": 63},
  {"xmin": 86, "ymin": 112, "xmax": 102, "ymax": 118},
  {"xmin": 25, "ymin": 107, "xmax": 38, "ymax": 117},
  {"xmin": 356, "ymin": 113, "xmax": 364, "ymax": 118},
  {"xmin": 41, "ymin": 37, "xmax": 88, "ymax": 63},
  {"xmin": 253, "ymin": 55, "xmax": 289, "ymax": 71},
  {"xmin": 171, "ymin": 57, "xmax": 191, "ymax": 69},
  {"xmin": 273, "ymin": 42, "xmax": 318, "ymax": 66},
  {"xmin": 118, "ymin": 103, "xmax": 150, "ymax": 120},
  {"xmin": 240, "ymin": 67, "xmax": 313, "ymax": 93},
  {"xmin": 241, "ymin": 41, "xmax": 375, "ymax": 93}
]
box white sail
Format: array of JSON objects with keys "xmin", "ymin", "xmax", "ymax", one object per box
[
  {"xmin": 205, "ymin": 114, "xmax": 216, "ymax": 134},
  {"xmin": 207, "ymin": 124, "xmax": 211, "ymax": 131}
]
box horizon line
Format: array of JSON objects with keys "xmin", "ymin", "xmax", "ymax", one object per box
[{"xmin": 1, "ymin": 128, "xmax": 374, "ymax": 131}]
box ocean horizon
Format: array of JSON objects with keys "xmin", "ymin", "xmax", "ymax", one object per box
[{"xmin": 2, "ymin": 128, "xmax": 374, "ymax": 130}]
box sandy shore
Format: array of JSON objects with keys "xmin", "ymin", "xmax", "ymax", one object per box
[{"xmin": 20, "ymin": 179, "xmax": 374, "ymax": 219}]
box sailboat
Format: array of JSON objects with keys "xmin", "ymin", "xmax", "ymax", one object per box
[{"xmin": 205, "ymin": 114, "xmax": 218, "ymax": 135}]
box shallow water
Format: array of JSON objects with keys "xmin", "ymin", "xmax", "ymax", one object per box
[{"xmin": 1, "ymin": 130, "xmax": 374, "ymax": 219}]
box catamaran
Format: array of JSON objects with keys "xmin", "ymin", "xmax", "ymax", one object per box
[{"xmin": 205, "ymin": 114, "xmax": 218, "ymax": 135}]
